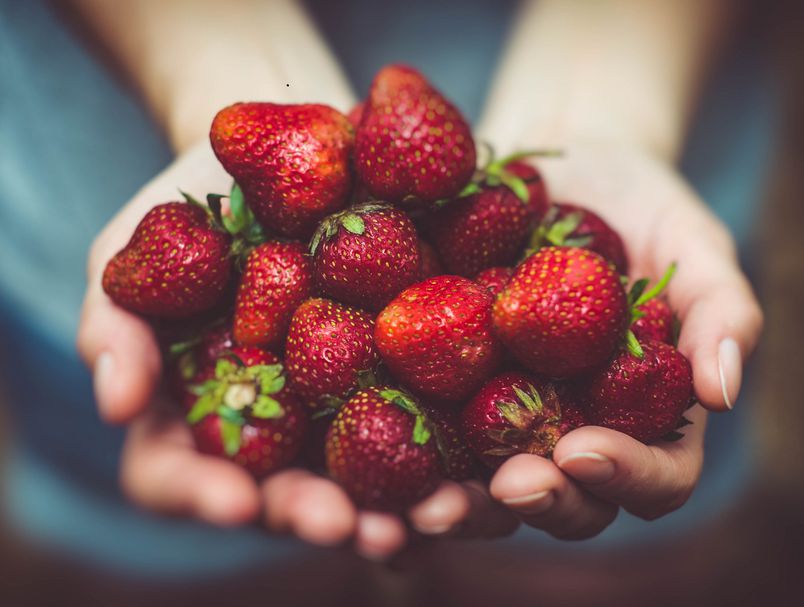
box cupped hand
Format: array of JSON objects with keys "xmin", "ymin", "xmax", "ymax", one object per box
[
  {"xmin": 489, "ymin": 139, "xmax": 763, "ymax": 538},
  {"xmin": 76, "ymin": 141, "xmax": 518, "ymax": 560}
]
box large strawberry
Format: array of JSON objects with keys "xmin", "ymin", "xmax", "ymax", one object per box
[
  {"xmin": 186, "ymin": 346, "xmax": 307, "ymax": 477},
  {"xmin": 233, "ymin": 241, "xmax": 313, "ymax": 349},
  {"xmin": 310, "ymin": 202, "xmax": 421, "ymax": 311},
  {"xmin": 475, "ymin": 266, "xmax": 513, "ymax": 298},
  {"xmin": 493, "ymin": 247, "xmax": 628, "ymax": 378},
  {"xmin": 461, "ymin": 372, "xmax": 584, "ymax": 469},
  {"xmin": 285, "ymin": 298, "xmax": 380, "ymax": 409},
  {"xmin": 354, "ymin": 65, "xmax": 476, "ymax": 207},
  {"xmin": 579, "ymin": 339, "xmax": 694, "ymax": 443},
  {"xmin": 210, "ymin": 102, "xmax": 354, "ymax": 238},
  {"xmin": 325, "ymin": 387, "xmax": 441, "ymax": 511},
  {"xmin": 375, "ymin": 275, "xmax": 502, "ymax": 402}
]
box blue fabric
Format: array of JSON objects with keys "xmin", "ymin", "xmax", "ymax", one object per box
[{"xmin": 0, "ymin": 0, "xmax": 773, "ymax": 575}]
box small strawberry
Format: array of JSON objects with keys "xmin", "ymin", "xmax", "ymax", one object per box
[
  {"xmin": 325, "ymin": 387, "xmax": 441, "ymax": 511},
  {"xmin": 210, "ymin": 102, "xmax": 354, "ymax": 238},
  {"xmin": 418, "ymin": 239, "xmax": 445, "ymax": 279},
  {"xmin": 474, "ymin": 266, "xmax": 513, "ymax": 298},
  {"xmin": 285, "ymin": 298, "xmax": 380, "ymax": 408},
  {"xmin": 233, "ymin": 241, "xmax": 313, "ymax": 349},
  {"xmin": 186, "ymin": 346, "xmax": 307, "ymax": 477},
  {"xmin": 493, "ymin": 247, "xmax": 628, "ymax": 378},
  {"xmin": 355, "ymin": 65, "xmax": 476, "ymax": 207},
  {"xmin": 421, "ymin": 403, "xmax": 477, "ymax": 481},
  {"xmin": 579, "ymin": 339, "xmax": 694, "ymax": 443},
  {"xmin": 632, "ymin": 297, "xmax": 675, "ymax": 344},
  {"xmin": 527, "ymin": 203, "xmax": 629, "ymax": 274},
  {"xmin": 310, "ymin": 203, "xmax": 421, "ymax": 311},
  {"xmin": 375, "ymin": 275, "xmax": 502, "ymax": 401}
]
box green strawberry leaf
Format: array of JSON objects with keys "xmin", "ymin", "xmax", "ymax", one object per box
[
  {"xmin": 380, "ymin": 389, "xmax": 419, "ymax": 415},
  {"xmin": 215, "ymin": 358, "xmax": 236, "ymax": 379},
  {"xmin": 252, "ymin": 395, "xmax": 283, "ymax": 419},
  {"xmin": 229, "ymin": 183, "xmax": 246, "ymax": 224},
  {"xmin": 168, "ymin": 336, "xmax": 202, "ymax": 358},
  {"xmin": 545, "ymin": 212, "xmax": 583, "ymax": 246},
  {"xmin": 180, "ymin": 189, "xmax": 205, "ymax": 209},
  {"xmin": 562, "ymin": 235, "xmax": 594, "ymax": 248},
  {"xmin": 627, "ymin": 278, "xmax": 650, "ymax": 308},
  {"xmin": 311, "ymin": 406, "xmax": 339, "ymax": 420},
  {"xmin": 341, "ymin": 214, "xmax": 365, "ymax": 235},
  {"xmin": 625, "ymin": 330, "xmax": 645, "ymax": 359},
  {"xmin": 412, "ymin": 415, "xmax": 432, "ymax": 445},
  {"xmin": 262, "ymin": 375, "xmax": 286, "ymax": 395},
  {"xmin": 217, "ymin": 405, "xmax": 246, "ymax": 425},
  {"xmin": 496, "ymin": 400, "xmax": 526, "ymax": 427},
  {"xmin": 220, "ymin": 417, "xmax": 243, "ymax": 456},
  {"xmin": 186, "ymin": 393, "xmax": 218, "ymax": 424},
  {"xmin": 178, "ymin": 352, "xmax": 197, "ymax": 381},
  {"xmin": 309, "ymin": 227, "xmax": 324, "ymax": 256},
  {"xmin": 499, "ymin": 172, "xmax": 530, "ymax": 203},
  {"xmin": 634, "ymin": 263, "xmax": 677, "ymax": 308},
  {"xmin": 513, "ymin": 385, "xmax": 543, "ymax": 414},
  {"xmin": 457, "ymin": 181, "xmax": 481, "ymax": 198},
  {"xmin": 188, "ymin": 378, "xmax": 220, "ymax": 396}
]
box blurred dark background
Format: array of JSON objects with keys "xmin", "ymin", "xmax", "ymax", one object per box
[{"xmin": 2, "ymin": 0, "xmax": 803, "ymax": 605}]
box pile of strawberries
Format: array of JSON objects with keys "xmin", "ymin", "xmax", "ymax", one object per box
[{"xmin": 103, "ymin": 65, "xmax": 694, "ymax": 512}]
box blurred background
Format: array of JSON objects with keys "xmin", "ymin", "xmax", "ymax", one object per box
[{"xmin": 1, "ymin": 0, "xmax": 803, "ymax": 605}]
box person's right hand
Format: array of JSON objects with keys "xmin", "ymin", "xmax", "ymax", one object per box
[{"xmin": 76, "ymin": 142, "xmax": 519, "ymax": 560}]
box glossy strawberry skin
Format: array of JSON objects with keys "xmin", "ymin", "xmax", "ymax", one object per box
[
  {"xmin": 233, "ymin": 241, "xmax": 313, "ymax": 349},
  {"xmin": 493, "ymin": 247, "xmax": 628, "ymax": 378},
  {"xmin": 285, "ymin": 298, "xmax": 379, "ymax": 408},
  {"xmin": 580, "ymin": 340, "xmax": 694, "ymax": 443},
  {"xmin": 313, "ymin": 204, "xmax": 421, "ymax": 311},
  {"xmin": 551, "ymin": 203, "xmax": 629, "ymax": 274},
  {"xmin": 102, "ymin": 202, "xmax": 231, "ymax": 318},
  {"xmin": 475, "ymin": 266, "xmax": 513, "ymax": 298},
  {"xmin": 418, "ymin": 239, "xmax": 445, "ymax": 279},
  {"xmin": 428, "ymin": 187, "xmax": 534, "ymax": 278},
  {"xmin": 210, "ymin": 103, "xmax": 354, "ymax": 239},
  {"xmin": 355, "ymin": 65, "xmax": 476, "ymax": 206},
  {"xmin": 325, "ymin": 387, "xmax": 441, "ymax": 511},
  {"xmin": 506, "ymin": 161, "xmax": 550, "ymax": 221},
  {"xmin": 632, "ymin": 297, "xmax": 674, "ymax": 344},
  {"xmin": 375, "ymin": 276, "xmax": 503, "ymax": 402}
]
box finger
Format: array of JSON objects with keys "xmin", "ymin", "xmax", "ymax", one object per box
[
  {"xmin": 456, "ymin": 480, "xmax": 521, "ymax": 539},
  {"xmin": 407, "ymin": 481, "xmax": 470, "ymax": 536},
  {"xmin": 354, "ymin": 512, "xmax": 407, "ymax": 561},
  {"xmin": 262, "ymin": 470, "xmax": 357, "ymax": 547},
  {"xmin": 120, "ymin": 411, "xmax": 260, "ymax": 526},
  {"xmin": 490, "ymin": 454, "xmax": 618, "ymax": 540},
  {"xmin": 553, "ymin": 406, "xmax": 707, "ymax": 520}
]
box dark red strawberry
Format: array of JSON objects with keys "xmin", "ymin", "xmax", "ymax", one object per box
[
  {"xmin": 310, "ymin": 203, "xmax": 421, "ymax": 311},
  {"xmin": 528, "ymin": 203, "xmax": 629, "ymax": 274},
  {"xmin": 418, "ymin": 239, "xmax": 444, "ymax": 279},
  {"xmin": 233, "ymin": 241, "xmax": 313, "ymax": 349},
  {"xmin": 505, "ymin": 160, "xmax": 550, "ymax": 221},
  {"xmin": 186, "ymin": 346, "xmax": 307, "ymax": 477},
  {"xmin": 474, "ymin": 266, "xmax": 513, "ymax": 298},
  {"xmin": 347, "ymin": 102, "xmax": 365, "ymax": 129},
  {"xmin": 285, "ymin": 298, "xmax": 380, "ymax": 409},
  {"xmin": 579, "ymin": 339, "xmax": 694, "ymax": 443},
  {"xmin": 325, "ymin": 387, "xmax": 441, "ymax": 511},
  {"xmin": 632, "ymin": 297, "xmax": 674, "ymax": 344},
  {"xmin": 354, "ymin": 65, "xmax": 476, "ymax": 207},
  {"xmin": 421, "ymin": 403, "xmax": 477, "ymax": 481},
  {"xmin": 493, "ymin": 247, "xmax": 628, "ymax": 378},
  {"xmin": 375, "ymin": 275, "xmax": 502, "ymax": 401},
  {"xmin": 461, "ymin": 372, "xmax": 581, "ymax": 469},
  {"xmin": 102, "ymin": 202, "xmax": 232, "ymax": 318},
  {"xmin": 210, "ymin": 102, "xmax": 354, "ymax": 238}
]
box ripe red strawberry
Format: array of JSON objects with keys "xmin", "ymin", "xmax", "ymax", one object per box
[
  {"xmin": 355, "ymin": 65, "xmax": 476, "ymax": 207},
  {"xmin": 528, "ymin": 203, "xmax": 629, "ymax": 274},
  {"xmin": 461, "ymin": 372, "xmax": 584, "ymax": 469},
  {"xmin": 375, "ymin": 275, "xmax": 502, "ymax": 401},
  {"xmin": 493, "ymin": 247, "xmax": 628, "ymax": 378},
  {"xmin": 186, "ymin": 346, "xmax": 307, "ymax": 476},
  {"xmin": 421, "ymin": 403, "xmax": 477, "ymax": 481},
  {"xmin": 474, "ymin": 266, "xmax": 513, "ymax": 298},
  {"xmin": 233, "ymin": 241, "xmax": 313, "ymax": 349},
  {"xmin": 325, "ymin": 387, "xmax": 441, "ymax": 511},
  {"xmin": 418, "ymin": 239, "xmax": 444, "ymax": 279},
  {"xmin": 285, "ymin": 298, "xmax": 379, "ymax": 408},
  {"xmin": 347, "ymin": 102, "xmax": 365, "ymax": 129},
  {"xmin": 632, "ymin": 297, "xmax": 674, "ymax": 344},
  {"xmin": 505, "ymin": 160, "xmax": 550, "ymax": 221},
  {"xmin": 210, "ymin": 103, "xmax": 354, "ymax": 238},
  {"xmin": 310, "ymin": 203, "xmax": 421, "ymax": 311},
  {"xmin": 102, "ymin": 202, "xmax": 232, "ymax": 318},
  {"xmin": 579, "ymin": 339, "xmax": 694, "ymax": 443}
]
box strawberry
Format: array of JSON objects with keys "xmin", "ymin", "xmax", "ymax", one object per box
[
  {"xmin": 325, "ymin": 387, "xmax": 441, "ymax": 511},
  {"xmin": 186, "ymin": 346, "xmax": 307, "ymax": 476},
  {"xmin": 233, "ymin": 241, "xmax": 313, "ymax": 349},
  {"xmin": 418, "ymin": 239, "xmax": 445, "ymax": 279},
  {"xmin": 354, "ymin": 65, "xmax": 476, "ymax": 207},
  {"xmin": 210, "ymin": 102, "xmax": 354, "ymax": 238},
  {"xmin": 632, "ymin": 297, "xmax": 675, "ymax": 344},
  {"xmin": 493, "ymin": 247, "xmax": 628, "ymax": 378},
  {"xmin": 461, "ymin": 372, "xmax": 583, "ymax": 469},
  {"xmin": 474, "ymin": 266, "xmax": 513, "ymax": 298},
  {"xmin": 285, "ymin": 298, "xmax": 380, "ymax": 408},
  {"xmin": 310, "ymin": 203, "xmax": 421, "ymax": 311},
  {"xmin": 579, "ymin": 339, "xmax": 694, "ymax": 443},
  {"xmin": 421, "ymin": 403, "xmax": 477, "ymax": 481},
  {"xmin": 347, "ymin": 102, "xmax": 365, "ymax": 129},
  {"xmin": 102, "ymin": 201, "xmax": 232, "ymax": 318},
  {"xmin": 528, "ymin": 203, "xmax": 629, "ymax": 274},
  {"xmin": 505, "ymin": 160, "xmax": 550, "ymax": 222},
  {"xmin": 375, "ymin": 275, "xmax": 503, "ymax": 401}
]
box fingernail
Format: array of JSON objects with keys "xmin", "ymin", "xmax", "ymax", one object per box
[
  {"xmin": 93, "ymin": 352, "xmax": 115, "ymax": 417},
  {"xmin": 413, "ymin": 522, "xmax": 453, "ymax": 535},
  {"xmin": 557, "ymin": 452, "xmax": 615, "ymax": 484},
  {"xmin": 501, "ymin": 489, "xmax": 554, "ymax": 514},
  {"xmin": 718, "ymin": 338, "xmax": 742, "ymax": 410}
]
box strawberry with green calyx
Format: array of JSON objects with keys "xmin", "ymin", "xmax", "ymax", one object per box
[
  {"xmin": 632, "ymin": 297, "xmax": 675, "ymax": 345},
  {"xmin": 475, "ymin": 266, "xmax": 513, "ymax": 298},
  {"xmin": 187, "ymin": 347, "xmax": 307, "ymax": 477},
  {"xmin": 210, "ymin": 102, "xmax": 354, "ymax": 239},
  {"xmin": 459, "ymin": 148, "xmax": 558, "ymax": 207},
  {"xmin": 461, "ymin": 372, "xmax": 584, "ymax": 469},
  {"xmin": 325, "ymin": 387, "xmax": 442, "ymax": 511},
  {"xmin": 526, "ymin": 202, "xmax": 629, "ymax": 274},
  {"xmin": 310, "ymin": 202, "xmax": 421, "ymax": 311},
  {"xmin": 623, "ymin": 263, "xmax": 677, "ymax": 358}
]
